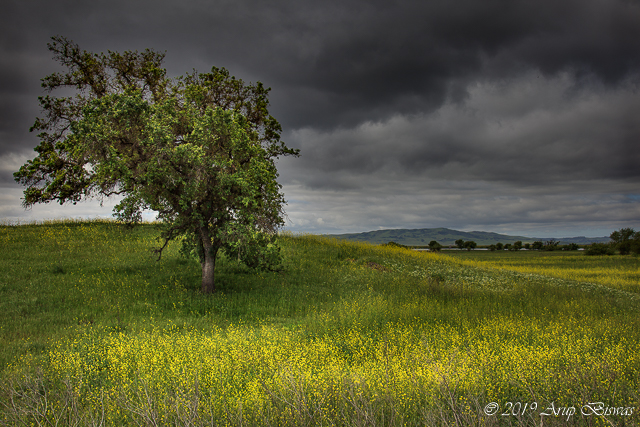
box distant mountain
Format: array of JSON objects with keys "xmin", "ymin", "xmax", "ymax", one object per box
[
  {"xmin": 326, "ymin": 228, "xmax": 610, "ymax": 246},
  {"xmin": 551, "ymin": 236, "xmax": 612, "ymax": 245}
]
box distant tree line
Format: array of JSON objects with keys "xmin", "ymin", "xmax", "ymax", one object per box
[
  {"xmin": 486, "ymin": 240, "xmax": 573, "ymax": 251},
  {"xmin": 386, "ymin": 228, "xmax": 639, "ymax": 256},
  {"xmin": 423, "ymin": 239, "xmax": 572, "ymax": 252},
  {"xmin": 454, "ymin": 239, "xmax": 477, "ymax": 251}
]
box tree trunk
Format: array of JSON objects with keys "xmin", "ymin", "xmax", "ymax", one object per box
[{"xmin": 199, "ymin": 227, "xmax": 218, "ymax": 294}]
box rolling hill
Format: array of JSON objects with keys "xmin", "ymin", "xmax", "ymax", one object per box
[{"xmin": 326, "ymin": 227, "xmax": 610, "ymax": 246}]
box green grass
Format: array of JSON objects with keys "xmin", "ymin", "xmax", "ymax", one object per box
[
  {"xmin": 441, "ymin": 249, "xmax": 640, "ymax": 293},
  {"xmin": 1, "ymin": 220, "xmax": 639, "ymax": 426}
]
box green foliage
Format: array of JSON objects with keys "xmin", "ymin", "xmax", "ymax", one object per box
[
  {"xmin": 222, "ymin": 225, "xmax": 283, "ymax": 271},
  {"xmin": 585, "ymin": 243, "xmax": 615, "ymax": 256},
  {"xmin": 14, "ymin": 37, "xmax": 298, "ymax": 292},
  {"xmin": 427, "ymin": 240, "xmax": 442, "ymax": 251},
  {"xmin": 610, "ymin": 227, "xmax": 640, "ymax": 255},
  {"xmin": 531, "ymin": 241, "xmax": 544, "ymax": 250}
]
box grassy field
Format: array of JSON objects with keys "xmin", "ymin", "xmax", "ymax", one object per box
[
  {"xmin": 442, "ymin": 250, "xmax": 640, "ymax": 294},
  {"xmin": 1, "ymin": 220, "xmax": 639, "ymax": 426}
]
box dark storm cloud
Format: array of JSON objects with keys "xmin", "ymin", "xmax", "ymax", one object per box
[
  {"xmin": 264, "ymin": 0, "xmax": 640, "ymax": 128},
  {"xmin": 7, "ymin": 0, "xmax": 640, "ymax": 128},
  {"xmin": 284, "ymin": 71, "xmax": 640, "ymax": 188},
  {"xmin": 1, "ymin": 0, "xmax": 639, "ymax": 235}
]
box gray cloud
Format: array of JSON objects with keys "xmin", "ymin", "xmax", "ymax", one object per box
[
  {"xmin": 2, "ymin": 0, "xmax": 639, "ymax": 236},
  {"xmin": 280, "ymin": 177, "xmax": 640, "ymax": 236},
  {"xmin": 282, "ymin": 71, "xmax": 640, "ymax": 185}
]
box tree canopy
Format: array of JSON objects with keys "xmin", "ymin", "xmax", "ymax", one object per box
[
  {"xmin": 14, "ymin": 36, "xmax": 299, "ymax": 293},
  {"xmin": 610, "ymin": 228, "xmax": 640, "ymax": 255},
  {"xmin": 463, "ymin": 240, "xmax": 477, "ymax": 251},
  {"xmin": 427, "ymin": 240, "xmax": 442, "ymax": 251}
]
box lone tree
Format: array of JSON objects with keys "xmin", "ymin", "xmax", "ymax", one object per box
[
  {"xmin": 428, "ymin": 240, "xmax": 442, "ymax": 252},
  {"xmin": 14, "ymin": 36, "xmax": 299, "ymax": 293}
]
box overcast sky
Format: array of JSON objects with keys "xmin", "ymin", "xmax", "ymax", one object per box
[{"xmin": 2, "ymin": 0, "xmax": 639, "ymax": 237}]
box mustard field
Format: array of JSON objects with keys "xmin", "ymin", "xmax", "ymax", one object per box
[
  {"xmin": 443, "ymin": 249, "xmax": 640, "ymax": 294},
  {"xmin": 1, "ymin": 220, "xmax": 639, "ymax": 426}
]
